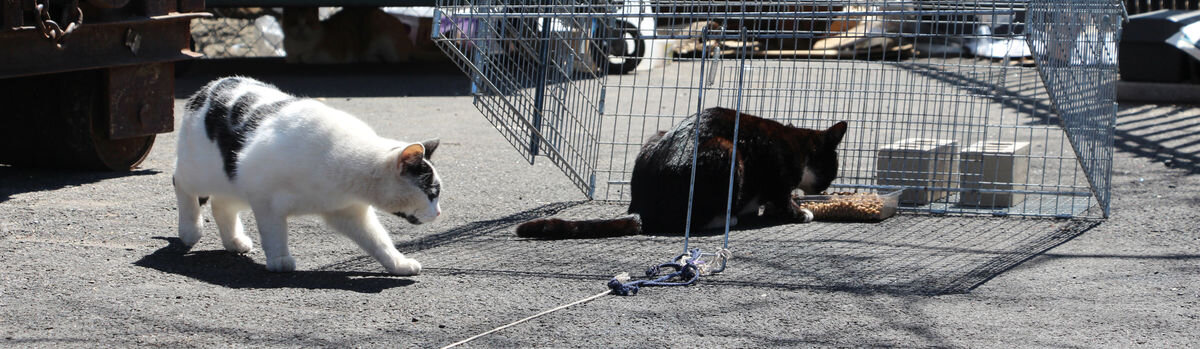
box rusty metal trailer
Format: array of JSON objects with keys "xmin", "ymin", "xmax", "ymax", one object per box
[{"xmin": 0, "ymin": 0, "xmax": 207, "ymax": 170}]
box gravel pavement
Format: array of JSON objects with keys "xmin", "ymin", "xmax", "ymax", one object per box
[{"xmin": 1, "ymin": 60, "xmax": 1197, "ymax": 348}]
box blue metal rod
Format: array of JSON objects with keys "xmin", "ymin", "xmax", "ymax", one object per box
[
  {"xmin": 529, "ymin": 18, "xmax": 552, "ymax": 162},
  {"xmin": 682, "ymin": 27, "xmax": 713, "ymax": 253},
  {"xmin": 720, "ymin": 28, "xmax": 749, "ymax": 250}
]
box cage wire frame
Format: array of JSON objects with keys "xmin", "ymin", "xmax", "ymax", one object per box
[{"xmin": 433, "ymin": 0, "xmax": 1124, "ymax": 226}]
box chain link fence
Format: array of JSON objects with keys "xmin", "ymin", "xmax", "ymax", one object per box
[
  {"xmin": 189, "ymin": 7, "xmax": 347, "ymax": 58},
  {"xmin": 190, "ymin": 7, "xmax": 442, "ymax": 59},
  {"xmin": 191, "ymin": 17, "xmax": 285, "ymax": 58}
]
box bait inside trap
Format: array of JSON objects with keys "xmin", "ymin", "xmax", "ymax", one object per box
[{"xmin": 795, "ymin": 189, "xmax": 903, "ymax": 222}]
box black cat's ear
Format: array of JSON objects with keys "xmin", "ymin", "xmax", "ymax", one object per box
[
  {"xmin": 825, "ymin": 121, "xmax": 848, "ymax": 146},
  {"xmin": 420, "ymin": 138, "xmax": 440, "ymax": 160},
  {"xmin": 397, "ymin": 143, "xmax": 425, "ymax": 171}
]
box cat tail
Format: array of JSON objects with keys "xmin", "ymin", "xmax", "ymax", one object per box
[{"xmin": 515, "ymin": 214, "xmax": 642, "ymax": 239}]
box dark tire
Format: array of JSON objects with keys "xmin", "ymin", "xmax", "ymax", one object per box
[
  {"xmin": 0, "ymin": 70, "xmax": 155, "ymax": 171},
  {"xmin": 594, "ymin": 20, "xmax": 646, "ymax": 75}
]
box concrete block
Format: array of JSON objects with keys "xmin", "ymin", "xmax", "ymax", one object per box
[
  {"xmin": 958, "ymin": 141, "xmax": 1030, "ymax": 207},
  {"xmin": 876, "ymin": 138, "xmax": 958, "ymax": 205}
]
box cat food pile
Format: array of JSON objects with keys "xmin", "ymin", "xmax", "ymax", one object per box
[{"xmin": 796, "ymin": 192, "xmax": 888, "ymax": 221}]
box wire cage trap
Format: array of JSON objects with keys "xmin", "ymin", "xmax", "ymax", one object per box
[{"xmin": 432, "ymin": 0, "xmax": 1123, "ymax": 225}]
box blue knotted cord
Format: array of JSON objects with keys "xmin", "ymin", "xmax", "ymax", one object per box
[{"xmin": 607, "ymin": 249, "xmax": 710, "ymax": 296}]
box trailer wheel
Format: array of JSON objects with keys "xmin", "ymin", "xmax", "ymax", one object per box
[{"xmin": 0, "ymin": 69, "xmax": 156, "ymax": 171}]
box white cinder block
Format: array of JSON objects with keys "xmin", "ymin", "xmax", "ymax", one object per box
[
  {"xmin": 876, "ymin": 138, "xmax": 958, "ymax": 205},
  {"xmin": 958, "ymin": 141, "xmax": 1030, "ymax": 207}
]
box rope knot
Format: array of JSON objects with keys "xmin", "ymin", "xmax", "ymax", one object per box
[{"xmin": 607, "ymin": 248, "xmax": 727, "ymax": 296}]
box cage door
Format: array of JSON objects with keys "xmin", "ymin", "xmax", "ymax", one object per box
[{"xmin": 434, "ymin": 2, "xmax": 611, "ymax": 198}]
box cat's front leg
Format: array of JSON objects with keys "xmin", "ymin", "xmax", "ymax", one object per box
[
  {"xmin": 766, "ymin": 195, "xmax": 814, "ymax": 223},
  {"xmin": 322, "ymin": 206, "xmax": 421, "ymax": 276},
  {"xmin": 786, "ymin": 196, "xmax": 815, "ymax": 223},
  {"xmin": 251, "ymin": 208, "xmax": 295, "ymax": 272}
]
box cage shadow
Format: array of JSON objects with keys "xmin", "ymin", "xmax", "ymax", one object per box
[
  {"xmin": 134, "ymin": 237, "xmax": 415, "ymax": 293},
  {"xmin": 1115, "ymin": 104, "xmax": 1200, "ymax": 174},
  {"xmin": 0, "ymin": 166, "xmax": 159, "ymax": 203},
  {"xmin": 709, "ymin": 217, "xmax": 1099, "ymax": 295},
  {"xmin": 719, "ymin": 219, "xmax": 1097, "ymax": 295},
  {"xmin": 315, "ymin": 201, "xmax": 588, "ymax": 272},
  {"xmin": 897, "ymin": 62, "xmax": 1200, "ymax": 174},
  {"xmin": 895, "ymin": 61, "xmax": 1060, "ymax": 126},
  {"xmin": 364, "ymin": 200, "xmax": 1101, "ymax": 296}
]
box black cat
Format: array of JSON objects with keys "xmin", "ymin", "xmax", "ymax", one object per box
[{"xmin": 517, "ymin": 107, "xmax": 847, "ymax": 238}]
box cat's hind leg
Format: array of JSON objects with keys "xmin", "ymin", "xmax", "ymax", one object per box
[
  {"xmin": 322, "ymin": 205, "xmax": 421, "ymax": 276},
  {"xmin": 211, "ymin": 196, "xmax": 253, "ymax": 253},
  {"xmin": 174, "ymin": 177, "xmax": 205, "ymax": 248},
  {"xmin": 251, "ymin": 207, "xmax": 295, "ymax": 272}
]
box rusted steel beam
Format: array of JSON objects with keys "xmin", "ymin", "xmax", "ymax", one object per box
[
  {"xmin": 106, "ymin": 62, "xmax": 174, "ymax": 139},
  {"xmin": 0, "ymin": 12, "xmax": 208, "ymax": 79}
]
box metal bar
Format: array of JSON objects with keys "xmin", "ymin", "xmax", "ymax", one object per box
[
  {"xmin": 682, "ymin": 27, "xmax": 712, "ymax": 253},
  {"xmin": 722, "ymin": 26, "xmax": 750, "ymax": 250},
  {"xmin": 0, "ymin": 14, "xmax": 204, "ymax": 79},
  {"xmin": 529, "ymin": 17, "xmax": 552, "ymax": 161}
]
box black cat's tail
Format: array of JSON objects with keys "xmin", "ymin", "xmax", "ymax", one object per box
[{"xmin": 515, "ymin": 214, "xmax": 642, "ymax": 239}]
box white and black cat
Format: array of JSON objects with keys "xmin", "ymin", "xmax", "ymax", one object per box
[
  {"xmin": 173, "ymin": 76, "xmax": 441, "ymax": 275},
  {"xmin": 517, "ymin": 107, "xmax": 847, "ymax": 238}
]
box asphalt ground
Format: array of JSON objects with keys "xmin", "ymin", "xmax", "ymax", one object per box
[{"xmin": 1, "ymin": 60, "xmax": 1197, "ymax": 347}]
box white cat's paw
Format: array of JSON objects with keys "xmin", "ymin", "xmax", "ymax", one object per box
[
  {"xmin": 384, "ymin": 258, "xmax": 422, "ymax": 276},
  {"xmin": 223, "ymin": 236, "xmax": 253, "ymax": 254},
  {"xmin": 179, "ymin": 226, "xmax": 202, "ymax": 247},
  {"xmin": 266, "ymin": 255, "xmax": 296, "ymax": 272}
]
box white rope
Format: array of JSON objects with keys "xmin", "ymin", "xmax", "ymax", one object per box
[{"xmin": 440, "ymin": 290, "xmax": 612, "ymax": 349}]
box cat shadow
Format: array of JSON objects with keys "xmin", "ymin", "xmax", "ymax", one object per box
[
  {"xmin": 899, "ymin": 62, "xmax": 1200, "ymax": 174},
  {"xmin": 134, "ymin": 237, "xmax": 414, "ymax": 293},
  {"xmin": 0, "ymin": 166, "xmax": 159, "ymax": 203}
]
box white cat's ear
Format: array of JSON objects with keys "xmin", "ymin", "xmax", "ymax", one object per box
[
  {"xmin": 420, "ymin": 138, "xmax": 440, "ymax": 160},
  {"xmin": 397, "ymin": 143, "xmax": 425, "ymax": 171}
]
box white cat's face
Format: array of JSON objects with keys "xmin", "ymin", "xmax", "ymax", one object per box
[{"xmin": 383, "ymin": 140, "xmax": 442, "ymax": 225}]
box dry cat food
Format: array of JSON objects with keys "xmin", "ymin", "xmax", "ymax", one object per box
[{"xmin": 794, "ymin": 191, "xmax": 897, "ymax": 222}]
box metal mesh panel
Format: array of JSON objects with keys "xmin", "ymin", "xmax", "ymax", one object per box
[
  {"xmin": 435, "ymin": 1, "xmax": 610, "ymax": 196},
  {"xmin": 435, "ymin": 0, "xmax": 1122, "ymax": 218},
  {"xmin": 1026, "ymin": 0, "xmax": 1123, "ymax": 217}
]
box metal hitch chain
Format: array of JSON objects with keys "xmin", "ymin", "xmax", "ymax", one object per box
[{"xmin": 33, "ymin": 0, "xmax": 83, "ymax": 48}]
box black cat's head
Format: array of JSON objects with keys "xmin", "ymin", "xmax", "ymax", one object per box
[
  {"xmin": 797, "ymin": 121, "xmax": 848, "ymax": 195},
  {"xmin": 383, "ymin": 139, "xmax": 442, "ymax": 225}
]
